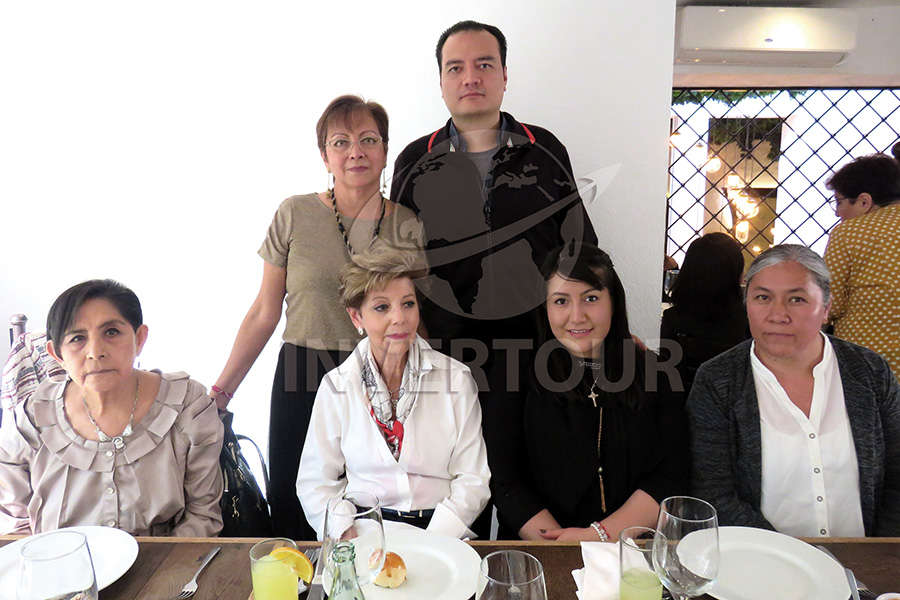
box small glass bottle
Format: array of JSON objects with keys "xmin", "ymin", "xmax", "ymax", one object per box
[{"xmin": 329, "ymin": 541, "xmax": 366, "ymax": 600}]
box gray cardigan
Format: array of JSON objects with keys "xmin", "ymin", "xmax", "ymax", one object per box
[{"xmin": 687, "ymin": 336, "xmax": 900, "ymax": 536}]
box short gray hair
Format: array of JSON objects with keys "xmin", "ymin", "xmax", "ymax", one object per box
[{"xmin": 744, "ymin": 244, "xmax": 831, "ymax": 304}]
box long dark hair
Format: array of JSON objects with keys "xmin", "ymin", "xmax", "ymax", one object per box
[
  {"xmin": 670, "ymin": 232, "xmax": 745, "ymax": 321},
  {"xmin": 535, "ymin": 242, "xmax": 645, "ymax": 409}
]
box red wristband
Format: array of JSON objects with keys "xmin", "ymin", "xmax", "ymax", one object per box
[{"xmin": 211, "ymin": 385, "xmax": 233, "ymax": 400}]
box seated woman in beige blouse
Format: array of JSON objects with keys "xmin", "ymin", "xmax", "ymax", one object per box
[{"xmin": 0, "ymin": 279, "xmax": 224, "ymax": 536}]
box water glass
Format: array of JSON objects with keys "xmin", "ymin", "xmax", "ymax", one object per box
[
  {"xmin": 321, "ymin": 491, "xmax": 385, "ymax": 590},
  {"xmin": 620, "ymin": 526, "xmax": 663, "ymax": 600},
  {"xmin": 17, "ymin": 530, "xmax": 98, "ymax": 600},
  {"xmin": 476, "ymin": 550, "xmax": 547, "ymax": 600},
  {"xmin": 652, "ymin": 496, "xmax": 719, "ymax": 600},
  {"xmin": 249, "ymin": 537, "xmax": 298, "ymax": 600}
]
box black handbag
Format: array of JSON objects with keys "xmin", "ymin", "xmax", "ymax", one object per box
[{"xmin": 218, "ymin": 410, "xmax": 274, "ymax": 537}]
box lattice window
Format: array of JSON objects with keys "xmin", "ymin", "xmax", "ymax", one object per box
[{"xmin": 666, "ymin": 88, "xmax": 900, "ymax": 268}]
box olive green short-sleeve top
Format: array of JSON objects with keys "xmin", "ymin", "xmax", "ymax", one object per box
[{"xmin": 258, "ymin": 193, "xmax": 424, "ymax": 351}]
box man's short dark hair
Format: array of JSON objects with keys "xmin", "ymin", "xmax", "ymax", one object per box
[
  {"xmin": 435, "ymin": 20, "xmax": 507, "ymax": 71},
  {"xmin": 826, "ymin": 153, "xmax": 900, "ymax": 207}
]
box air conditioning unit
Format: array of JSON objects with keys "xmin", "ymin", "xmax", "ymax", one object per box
[{"xmin": 676, "ymin": 6, "xmax": 858, "ymax": 67}]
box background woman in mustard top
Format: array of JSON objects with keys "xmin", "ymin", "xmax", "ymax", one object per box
[{"xmin": 824, "ymin": 153, "xmax": 900, "ymax": 378}]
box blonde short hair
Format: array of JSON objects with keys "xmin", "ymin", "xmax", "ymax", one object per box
[{"xmin": 339, "ymin": 248, "xmax": 428, "ymax": 310}]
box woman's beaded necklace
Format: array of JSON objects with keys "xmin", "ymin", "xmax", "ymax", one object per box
[
  {"xmin": 331, "ymin": 188, "xmax": 385, "ymax": 255},
  {"xmin": 81, "ymin": 374, "xmax": 140, "ymax": 452}
]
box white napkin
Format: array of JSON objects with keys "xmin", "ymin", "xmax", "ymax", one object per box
[
  {"xmin": 573, "ymin": 540, "xmax": 653, "ymax": 600},
  {"xmin": 572, "ymin": 541, "xmax": 619, "ymax": 600}
]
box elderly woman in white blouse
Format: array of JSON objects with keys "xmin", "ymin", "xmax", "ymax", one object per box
[
  {"xmin": 688, "ymin": 244, "xmax": 900, "ymax": 537},
  {"xmin": 297, "ymin": 249, "xmax": 490, "ymax": 539},
  {"xmin": 0, "ymin": 279, "xmax": 223, "ymax": 536}
]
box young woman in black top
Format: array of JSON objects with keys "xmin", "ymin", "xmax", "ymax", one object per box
[{"xmin": 488, "ymin": 243, "xmax": 689, "ymax": 541}]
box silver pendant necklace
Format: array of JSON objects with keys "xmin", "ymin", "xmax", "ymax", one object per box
[
  {"xmin": 588, "ymin": 372, "xmax": 602, "ymax": 408},
  {"xmin": 82, "ymin": 374, "xmax": 140, "ymax": 452},
  {"xmin": 582, "ymin": 359, "xmax": 604, "ymax": 408}
]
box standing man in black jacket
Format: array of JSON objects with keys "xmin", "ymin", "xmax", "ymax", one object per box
[{"xmin": 389, "ymin": 20, "xmax": 597, "ymax": 538}]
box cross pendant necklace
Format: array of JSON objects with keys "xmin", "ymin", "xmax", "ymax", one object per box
[{"xmin": 588, "ymin": 370, "xmax": 603, "ymax": 408}]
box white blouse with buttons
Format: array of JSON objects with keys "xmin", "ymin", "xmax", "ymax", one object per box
[{"xmin": 752, "ymin": 334, "xmax": 865, "ymax": 537}]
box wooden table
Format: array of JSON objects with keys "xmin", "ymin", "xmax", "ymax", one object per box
[{"xmin": 2, "ymin": 536, "xmax": 898, "ymax": 598}]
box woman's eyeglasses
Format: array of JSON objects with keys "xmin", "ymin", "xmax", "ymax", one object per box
[{"xmin": 326, "ymin": 135, "xmax": 383, "ymax": 152}]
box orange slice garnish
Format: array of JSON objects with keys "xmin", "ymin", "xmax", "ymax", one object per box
[{"xmin": 269, "ymin": 546, "xmax": 314, "ymax": 583}]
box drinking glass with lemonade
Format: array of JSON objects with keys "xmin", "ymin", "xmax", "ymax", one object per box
[
  {"xmin": 619, "ymin": 526, "xmax": 663, "ymax": 600},
  {"xmin": 249, "ymin": 538, "xmax": 314, "ymax": 600}
]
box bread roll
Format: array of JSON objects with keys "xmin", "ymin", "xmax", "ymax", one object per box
[{"xmin": 374, "ymin": 552, "xmax": 407, "ymax": 588}]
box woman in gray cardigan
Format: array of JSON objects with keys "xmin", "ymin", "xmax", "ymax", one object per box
[{"xmin": 687, "ymin": 244, "xmax": 900, "ymax": 537}]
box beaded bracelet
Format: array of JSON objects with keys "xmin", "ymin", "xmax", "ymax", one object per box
[
  {"xmin": 590, "ymin": 521, "xmax": 609, "ymax": 542},
  {"xmin": 211, "ymin": 385, "xmax": 233, "ymax": 400}
]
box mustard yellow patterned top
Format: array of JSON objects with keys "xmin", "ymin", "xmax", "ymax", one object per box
[{"xmin": 824, "ymin": 203, "xmax": 900, "ymax": 379}]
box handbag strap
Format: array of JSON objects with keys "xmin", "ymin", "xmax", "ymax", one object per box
[{"xmin": 235, "ymin": 433, "xmax": 270, "ymax": 501}]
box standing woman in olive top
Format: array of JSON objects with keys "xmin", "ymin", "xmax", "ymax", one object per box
[{"xmin": 211, "ymin": 95, "xmax": 423, "ymax": 540}]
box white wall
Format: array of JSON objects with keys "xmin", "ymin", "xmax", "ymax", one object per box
[{"xmin": 0, "ymin": 1, "xmax": 677, "ymax": 453}]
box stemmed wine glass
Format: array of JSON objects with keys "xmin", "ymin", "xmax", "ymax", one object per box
[
  {"xmin": 476, "ymin": 550, "xmax": 548, "ymax": 600},
  {"xmin": 652, "ymin": 496, "xmax": 719, "ymax": 600},
  {"xmin": 321, "ymin": 490, "xmax": 385, "ymax": 591},
  {"xmin": 17, "ymin": 530, "xmax": 98, "ymax": 600}
]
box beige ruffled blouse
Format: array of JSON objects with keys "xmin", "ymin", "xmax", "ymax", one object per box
[{"xmin": 0, "ymin": 371, "xmax": 224, "ymax": 536}]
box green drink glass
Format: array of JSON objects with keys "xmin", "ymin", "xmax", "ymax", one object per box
[{"xmin": 620, "ymin": 526, "xmax": 663, "ymax": 600}]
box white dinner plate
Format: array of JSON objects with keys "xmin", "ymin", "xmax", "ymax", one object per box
[
  {"xmin": 356, "ymin": 521, "xmax": 481, "ymax": 600},
  {"xmin": 707, "ymin": 526, "xmax": 850, "ymax": 600},
  {"xmin": 0, "ymin": 525, "xmax": 138, "ymax": 599}
]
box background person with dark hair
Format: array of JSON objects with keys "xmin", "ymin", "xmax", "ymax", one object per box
[
  {"xmin": 0, "ymin": 280, "xmax": 224, "ymax": 536},
  {"xmin": 660, "ymin": 232, "xmax": 750, "ymax": 393},
  {"xmin": 489, "ymin": 243, "xmax": 687, "ymax": 542},
  {"xmin": 824, "ymin": 153, "xmax": 900, "ymax": 378},
  {"xmin": 826, "ymin": 153, "xmax": 899, "ymax": 221},
  {"xmin": 210, "ymin": 95, "xmax": 422, "ymax": 540}
]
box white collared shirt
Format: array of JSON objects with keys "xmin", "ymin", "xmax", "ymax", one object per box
[
  {"xmin": 752, "ymin": 334, "xmax": 864, "ymax": 537},
  {"xmin": 297, "ymin": 335, "xmax": 491, "ymax": 540}
]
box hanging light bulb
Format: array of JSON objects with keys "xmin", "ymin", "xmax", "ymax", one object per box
[
  {"xmin": 733, "ymin": 191, "xmax": 759, "ymax": 219},
  {"xmin": 669, "ymin": 115, "xmax": 683, "ymax": 145},
  {"xmin": 736, "ymin": 221, "xmax": 750, "ymax": 243},
  {"xmin": 704, "ymin": 156, "xmax": 722, "ymax": 173}
]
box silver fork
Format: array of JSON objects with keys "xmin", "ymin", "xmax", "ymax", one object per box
[
  {"xmin": 814, "ymin": 544, "xmax": 874, "ymax": 599},
  {"xmin": 170, "ymin": 546, "xmax": 221, "ymax": 600},
  {"xmin": 298, "ymin": 547, "xmax": 322, "ymax": 594}
]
